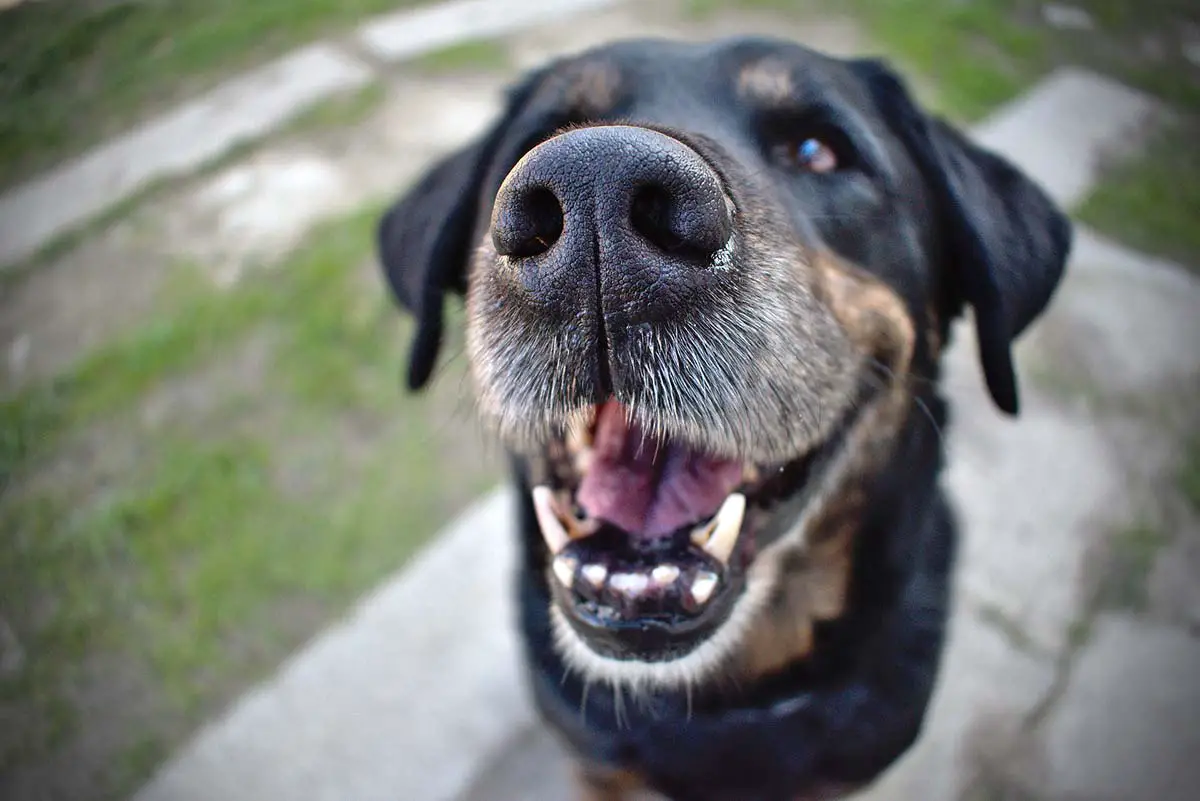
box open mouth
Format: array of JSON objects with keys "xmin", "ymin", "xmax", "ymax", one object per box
[{"xmin": 533, "ymin": 397, "xmax": 860, "ymax": 664}]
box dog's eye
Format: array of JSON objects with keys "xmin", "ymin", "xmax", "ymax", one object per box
[
  {"xmin": 792, "ymin": 137, "xmax": 838, "ymax": 173},
  {"xmin": 760, "ymin": 109, "xmax": 862, "ymax": 175}
]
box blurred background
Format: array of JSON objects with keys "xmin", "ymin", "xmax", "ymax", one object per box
[{"xmin": 1, "ymin": 1, "xmax": 1197, "ymax": 800}]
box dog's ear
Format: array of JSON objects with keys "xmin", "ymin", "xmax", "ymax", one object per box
[
  {"xmin": 853, "ymin": 60, "xmax": 1072, "ymax": 415},
  {"xmin": 377, "ymin": 68, "xmax": 549, "ymax": 391}
]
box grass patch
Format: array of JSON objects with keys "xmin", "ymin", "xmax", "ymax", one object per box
[
  {"xmin": 0, "ymin": 203, "xmax": 499, "ymax": 798},
  {"xmin": 1077, "ymin": 122, "xmax": 1200, "ymax": 269},
  {"xmin": 0, "ymin": 0, "xmax": 427, "ymax": 188},
  {"xmin": 977, "ymin": 602, "xmax": 1040, "ymax": 655},
  {"xmin": 1066, "ymin": 617, "xmax": 1094, "ymax": 650},
  {"xmin": 286, "ymin": 81, "xmax": 389, "ymax": 134},
  {"xmin": 1, "ymin": 209, "xmax": 378, "ymax": 480},
  {"xmin": 1179, "ymin": 435, "xmax": 1200, "ymax": 513},
  {"xmin": 962, "ymin": 773, "xmax": 1043, "ymax": 801},
  {"xmin": 1095, "ymin": 521, "xmax": 1171, "ymax": 612},
  {"xmin": 413, "ymin": 39, "xmax": 511, "ymax": 73}
]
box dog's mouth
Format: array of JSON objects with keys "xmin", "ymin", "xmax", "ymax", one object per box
[{"xmin": 533, "ymin": 394, "xmax": 862, "ymax": 664}]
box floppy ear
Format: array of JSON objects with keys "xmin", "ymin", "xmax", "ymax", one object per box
[
  {"xmin": 377, "ymin": 68, "xmax": 549, "ymax": 391},
  {"xmin": 854, "ymin": 60, "xmax": 1072, "ymax": 415}
]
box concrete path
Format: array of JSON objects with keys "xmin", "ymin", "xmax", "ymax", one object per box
[{"xmin": 2, "ymin": 1, "xmax": 1195, "ymax": 800}]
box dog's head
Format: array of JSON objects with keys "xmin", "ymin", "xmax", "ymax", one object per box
[{"xmin": 378, "ymin": 38, "xmax": 1069, "ymax": 691}]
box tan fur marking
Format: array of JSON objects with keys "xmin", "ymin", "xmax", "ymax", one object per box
[
  {"xmin": 814, "ymin": 254, "xmax": 916, "ymax": 376},
  {"xmin": 737, "ymin": 513, "xmax": 858, "ymax": 678},
  {"xmin": 575, "ymin": 762, "xmax": 644, "ymax": 801},
  {"xmin": 737, "ymin": 58, "xmax": 795, "ymax": 105},
  {"xmin": 564, "ymin": 60, "xmax": 623, "ymax": 117}
]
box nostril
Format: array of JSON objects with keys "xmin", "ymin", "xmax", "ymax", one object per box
[
  {"xmin": 629, "ymin": 183, "xmax": 732, "ymax": 262},
  {"xmin": 630, "ymin": 186, "xmax": 686, "ymax": 255},
  {"xmin": 493, "ymin": 186, "xmax": 564, "ymax": 259}
]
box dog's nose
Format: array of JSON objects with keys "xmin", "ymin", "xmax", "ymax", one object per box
[{"xmin": 491, "ymin": 124, "xmax": 732, "ymax": 280}]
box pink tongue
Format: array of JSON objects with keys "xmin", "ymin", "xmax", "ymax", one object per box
[{"xmin": 576, "ymin": 401, "xmax": 743, "ymax": 537}]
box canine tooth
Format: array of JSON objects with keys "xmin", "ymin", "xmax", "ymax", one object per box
[
  {"xmin": 651, "ymin": 564, "xmax": 680, "ymax": 586},
  {"xmin": 532, "ymin": 486, "xmax": 569, "ymax": 554},
  {"xmin": 565, "ymin": 409, "xmax": 596, "ymax": 474},
  {"xmin": 581, "ymin": 563, "xmax": 608, "ymax": 588},
  {"xmin": 609, "ymin": 572, "xmax": 649, "ymax": 597},
  {"xmin": 690, "ymin": 571, "xmax": 719, "ymax": 605},
  {"xmin": 700, "ymin": 493, "xmax": 746, "ymax": 564},
  {"xmin": 552, "ymin": 555, "xmax": 577, "ymax": 588}
]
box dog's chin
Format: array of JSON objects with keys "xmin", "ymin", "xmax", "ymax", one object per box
[{"xmin": 528, "ymin": 380, "xmax": 875, "ymax": 691}]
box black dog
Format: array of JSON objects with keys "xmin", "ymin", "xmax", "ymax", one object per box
[{"xmin": 377, "ymin": 37, "xmax": 1070, "ymax": 801}]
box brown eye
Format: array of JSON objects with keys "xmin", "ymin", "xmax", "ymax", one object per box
[{"xmin": 794, "ymin": 137, "xmax": 838, "ymax": 173}]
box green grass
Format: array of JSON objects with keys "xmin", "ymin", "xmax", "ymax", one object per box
[
  {"xmin": 976, "ymin": 602, "xmax": 1039, "ymax": 655},
  {"xmin": 1077, "ymin": 122, "xmax": 1200, "ymax": 268},
  {"xmin": 0, "ymin": 205, "xmax": 498, "ymax": 798},
  {"xmin": 0, "ymin": 0, "xmax": 426, "ymax": 187},
  {"xmin": 3, "ymin": 209, "xmax": 375, "ymax": 474},
  {"xmin": 286, "ymin": 81, "xmax": 389, "ymax": 134},
  {"xmin": 1180, "ymin": 436, "xmax": 1200, "ymax": 513},
  {"xmin": 413, "ymin": 39, "xmax": 511, "ymax": 72},
  {"xmin": 1095, "ymin": 521, "xmax": 1172, "ymax": 612}
]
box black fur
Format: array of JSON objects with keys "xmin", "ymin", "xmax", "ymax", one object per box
[
  {"xmin": 376, "ymin": 38, "xmax": 1070, "ymax": 800},
  {"xmin": 377, "ymin": 67, "xmax": 550, "ymax": 390},
  {"xmin": 852, "ymin": 60, "xmax": 1071, "ymax": 414}
]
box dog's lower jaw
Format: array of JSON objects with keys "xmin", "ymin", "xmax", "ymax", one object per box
[{"xmin": 548, "ymin": 550, "xmax": 778, "ymax": 692}]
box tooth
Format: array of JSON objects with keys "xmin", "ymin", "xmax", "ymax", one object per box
[
  {"xmin": 532, "ymin": 486, "xmax": 569, "ymax": 554},
  {"xmin": 742, "ymin": 464, "xmax": 761, "ymax": 484},
  {"xmin": 581, "ymin": 563, "xmax": 608, "ymax": 588},
  {"xmin": 651, "ymin": 564, "xmax": 680, "ymax": 586},
  {"xmin": 690, "ymin": 571, "xmax": 719, "ymax": 605},
  {"xmin": 533, "ymin": 486, "xmax": 596, "ymax": 552},
  {"xmin": 699, "ymin": 492, "xmax": 746, "ymax": 564},
  {"xmin": 566, "ymin": 409, "xmax": 595, "ymax": 473},
  {"xmin": 609, "ymin": 572, "xmax": 649, "ymax": 597},
  {"xmin": 552, "ymin": 555, "xmax": 577, "ymax": 588},
  {"xmin": 566, "ymin": 410, "xmax": 594, "ymax": 449}
]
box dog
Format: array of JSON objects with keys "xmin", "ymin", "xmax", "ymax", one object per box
[{"xmin": 376, "ymin": 36, "xmax": 1070, "ymax": 801}]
